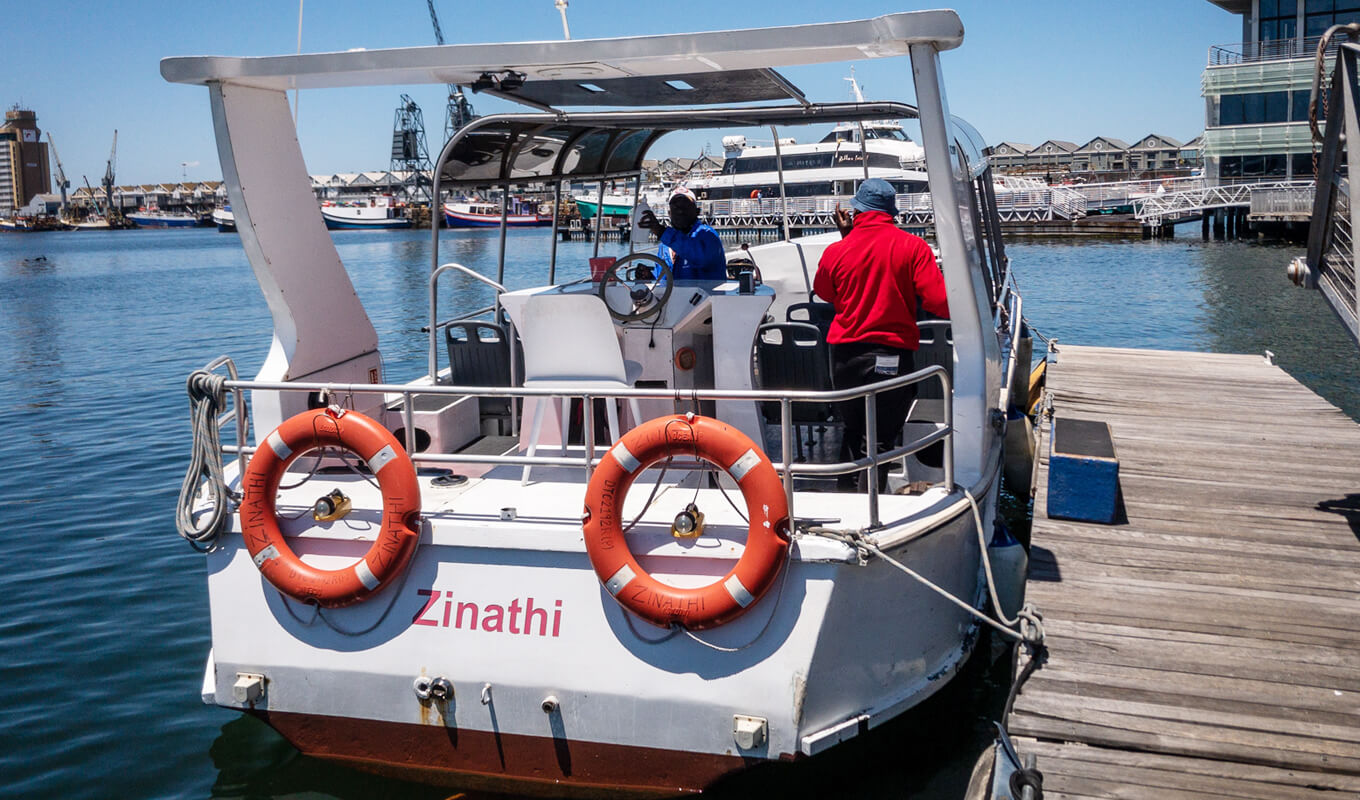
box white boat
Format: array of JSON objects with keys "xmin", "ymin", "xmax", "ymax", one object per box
[
  {"xmin": 211, "ymin": 205, "xmax": 236, "ymax": 232},
  {"xmin": 128, "ymin": 203, "xmax": 201, "ymax": 228},
  {"xmin": 165, "ymin": 11, "xmax": 1031, "ymax": 795},
  {"xmin": 321, "ymin": 195, "xmax": 412, "ymax": 229},
  {"xmin": 702, "ymin": 76, "xmax": 928, "ymax": 204},
  {"xmin": 69, "ymin": 216, "xmax": 111, "ymax": 230}
]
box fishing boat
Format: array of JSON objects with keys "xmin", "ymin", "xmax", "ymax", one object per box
[
  {"xmin": 443, "ymin": 198, "xmax": 551, "ymax": 227},
  {"xmin": 69, "ymin": 215, "xmax": 111, "ymax": 230},
  {"xmin": 128, "ymin": 203, "xmax": 200, "ymax": 228},
  {"xmin": 321, "ymin": 195, "xmax": 412, "ymax": 230},
  {"xmin": 211, "ymin": 205, "xmax": 236, "ymax": 232},
  {"xmin": 166, "ymin": 11, "xmax": 1032, "ymax": 795}
]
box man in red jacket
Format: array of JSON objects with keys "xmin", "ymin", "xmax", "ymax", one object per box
[{"xmin": 813, "ymin": 178, "xmax": 950, "ymax": 492}]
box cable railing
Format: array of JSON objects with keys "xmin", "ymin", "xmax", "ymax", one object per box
[
  {"xmin": 207, "ymin": 363, "xmax": 954, "ymax": 530},
  {"xmin": 1208, "ymin": 35, "xmax": 1338, "ymax": 66}
]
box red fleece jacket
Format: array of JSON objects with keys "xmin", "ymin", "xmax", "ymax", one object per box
[{"xmin": 813, "ymin": 210, "xmax": 950, "ymax": 350}]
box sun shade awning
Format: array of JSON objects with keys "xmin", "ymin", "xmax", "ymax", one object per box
[
  {"xmin": 160, "ymin": 12, "xmax": 964, "ymax": 107},
  {"xmin": 437, "ymin": 102, "xmax": 920, "ymax": 186},
  {"xmin": 488, "ymin": 69, "xmax": 803, "ymax": 108}
]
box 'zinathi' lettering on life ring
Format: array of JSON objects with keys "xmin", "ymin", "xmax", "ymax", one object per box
[{"xmin": 411, "ymin": 589, "xmax": 563, "ymax": 637}]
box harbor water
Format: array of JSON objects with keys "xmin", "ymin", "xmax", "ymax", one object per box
[{"xmin": 0, "ymin": 225, "xmax": 1355, "ymax": 800}]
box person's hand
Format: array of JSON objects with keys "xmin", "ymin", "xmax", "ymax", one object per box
[
  {"xmin": 833, "ymin": 206, "xmax": 853, "ymax": 237},
  {"xmin": 638, "ymin": 209, "xmax": 665, "ymax": 236}
]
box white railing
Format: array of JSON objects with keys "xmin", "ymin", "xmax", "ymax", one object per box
[
  {"xmin": 205, "ymin": 363, "xmax": 954, "ymax": 530},
  {"xmin": 1250, "ymin": 185, "xmax": 1316, "ymax": 217},
  {"xmin": 1072, "ymin": 176, "xmax": 1206, "ymax": 208},
  {"xmin": 1133, "ymin": 179, "xmax": 1315, "ymax": 224}
]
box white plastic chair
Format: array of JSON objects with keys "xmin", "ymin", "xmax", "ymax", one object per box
[{"xmin": 519, "ymin": 293, "xmax": 643, "ymax": 484}]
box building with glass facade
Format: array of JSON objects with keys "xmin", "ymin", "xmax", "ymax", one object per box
[{"xmin": 1203, "ymin": 0, "xmax": 1360, "ymax": 181}]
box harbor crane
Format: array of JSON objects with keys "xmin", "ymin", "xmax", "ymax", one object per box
[
  {"xmin": 426, "ymin": 0, "xmax": 476, "ymax": 139},
  {"xmin": 390, "ymin": 94, "xmax": 434, "ymax": 202},
  {"xmin": 47, "ymin": 133, "xmax": 69, "ymax": 214},
  {"xmin": 102, "ymin": 130, "xmax": 117, "ymax": 220}
]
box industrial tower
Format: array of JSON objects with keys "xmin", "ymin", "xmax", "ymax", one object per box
[{"xmin": 390, "ymin": 94, "xmax": 434, "ymax": 202}]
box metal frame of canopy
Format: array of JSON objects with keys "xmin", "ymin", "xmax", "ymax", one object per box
[{"xmin": 164, "ymin": 9, "xmax": 1001, "ymax": 485}]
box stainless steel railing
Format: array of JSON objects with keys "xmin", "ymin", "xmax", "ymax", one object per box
[{"xmin": 209, "ymin": 366, "xmax": 953, "ymax": 530}]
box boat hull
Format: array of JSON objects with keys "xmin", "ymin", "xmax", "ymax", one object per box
[
  {"xmin": 444, "ymin": 209, "xmax": 552, "ymax": 228},
  {"xmin": 321, "ymin": 214, "xmax": 412, "ymax": 230},
  {"xmin": 574, "ymin": 198, "xmax": 632, "ymax": 220},
  {"xmin": 128, "ymin": 212, "xmax": 200, "ymax": 228},
  {"xmin": 201, "ymin": 471, "xmax": 992, "ymax": 795}
]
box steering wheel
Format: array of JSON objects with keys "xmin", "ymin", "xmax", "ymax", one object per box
[{"xmin": 597, "ymin": 252, "xmax": 673, "ymax": 322}]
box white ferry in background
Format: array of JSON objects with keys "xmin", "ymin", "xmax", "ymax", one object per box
[
  {"xmin": 321, "ymin": 195, "xmax": 412, "ymax": 230},
  {"xmin": 443, "ymin": 198, "xmax": 551, "ymax": 228},
  {"xmin": 704, "ymin": 116, "xmax": 927, "ymax": 202}
]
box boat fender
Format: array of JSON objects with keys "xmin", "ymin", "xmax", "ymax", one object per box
[
  {"xmin": 582, "ymin": 415, "xmax": 790, "ymax": 629},
  {"xmin": 1002, "ymin": 408, "xmax": 1035, "ymax": 493},
  {"xmin": 987, "ymin": 521, "xmax": 1027, "ymax": 621},
  {"xmin": 239, "ymin": 407, "xmax": 421, "ymax": 608}
]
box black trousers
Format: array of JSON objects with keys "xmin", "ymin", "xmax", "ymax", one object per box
[{"xmin": 830, "ymin": 341, "xmax": 916, "ymax": 492}]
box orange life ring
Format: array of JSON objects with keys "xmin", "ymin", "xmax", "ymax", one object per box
[
  {"xmin": 240, "ymin": 408, "xmax": 421, "ymax": 608},
  {"xmin": 749, "ymin": 190, "xmax": 761, "ymax": 199},
  {"xmin": 582, "ymin": 415, "xmax": 790, "ymax": 629}
]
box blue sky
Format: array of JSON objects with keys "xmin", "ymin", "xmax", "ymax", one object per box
[{"xmin": 2, "ymin": 1, "xmax": 1241, "ymax": 186}]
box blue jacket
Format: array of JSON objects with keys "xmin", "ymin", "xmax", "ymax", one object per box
[{"xmin": 658, "ymin": 222, "xmax": 726, "ymax": 280}]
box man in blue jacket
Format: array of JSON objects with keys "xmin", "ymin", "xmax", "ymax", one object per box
[{"xmin": 638, "ymin": 188, "xmax": 727, "ymax": 280}]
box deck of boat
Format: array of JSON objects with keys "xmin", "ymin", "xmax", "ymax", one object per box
[{"xmin": 1010, "ymin": 345, "xmax": 1360, "ymax": 798}]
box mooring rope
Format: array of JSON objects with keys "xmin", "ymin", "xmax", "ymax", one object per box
[{"xmin": 176, "ymin": 370, "xmax": 238, "ymax": 550}]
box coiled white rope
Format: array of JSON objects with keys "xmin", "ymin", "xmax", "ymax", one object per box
[{"xmin": 175, "ymin": 370, "xmax": 237, "ymax": 550}]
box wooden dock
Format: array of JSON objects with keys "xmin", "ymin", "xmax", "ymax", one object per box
[{"xmin": 1011, "ymin": 345, "xmax": 1360, "ymax": 798}]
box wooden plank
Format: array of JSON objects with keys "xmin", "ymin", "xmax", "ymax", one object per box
[{"xmin": 1015, "ymin": 738, "xmax": 1360, "ymax": 797}]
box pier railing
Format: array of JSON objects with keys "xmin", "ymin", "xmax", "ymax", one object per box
[
  {"xmin": 1134, "ymin": 179, "xmax": 1315, "ymax": 225},
  {"xmin": 205, "ymin": 364, "xmax": 954, "ymax": 530},
  {"xmin": 1208, "ymin": 35, "xmax": 1337, "ymax": 66},
  {"xmin": 1249, "ymin": 184, "xmax": 1317, "ymax": 219}
]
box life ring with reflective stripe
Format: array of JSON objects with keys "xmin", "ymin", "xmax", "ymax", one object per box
[
  {"xmin": 240, "ymin": 407, "xmax": 421, "ymax": 608},
  {"xmin": 582, "ymin": 415, "xmax": 790, "ymax": 629}
]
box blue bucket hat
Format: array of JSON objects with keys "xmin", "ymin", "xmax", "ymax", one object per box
[{"xmin": 850, "ymin": 178, "xmax": 898, "ymax": 216}]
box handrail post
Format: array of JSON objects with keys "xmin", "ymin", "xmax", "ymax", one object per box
[
  {"xmin": 943, "ymin": 373, "xmax": 955, "ymax": 490},
  {"xmin": 403, "ymin": 389, "xmax": 416, "ymax": 455},
  {"xmin": 583, "ymin": 394, "xmax": 595, "ymax": 479},
  {"xmin": 780, "ymin": 398, "xmax": 795, "ymax": 527},
  {"xmin": 865, "ymin": 392, "xmax": 879, "ymax": 528}
]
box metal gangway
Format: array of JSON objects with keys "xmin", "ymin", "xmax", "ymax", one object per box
[{"xmin": 1133, "ymin": 179, "xmax": 1315, "ymax": 226}]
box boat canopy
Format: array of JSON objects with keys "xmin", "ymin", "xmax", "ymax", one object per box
[
  {"xmin": 161, "ymin": 12, "xmax": 962, "ymax": 110},
  {"xmin": 438, "ymin": 102, "xmax": 919, "ymax": 187}
]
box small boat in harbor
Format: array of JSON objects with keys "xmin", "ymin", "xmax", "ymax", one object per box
[
  {"xmin": 571, "ymin": 192, "xmax": 634, "ymax": 220},
  {"xmin": 321, "ymin": 195, "xmax": 412, "ymax": 230},
  {"xmin": 69, "ymin": 216, "xmax": 111, "ymax": 230},
  {"xmin": 165, "ymin": 10, "xmax": 1034, "ymax": 795},
  {"xmin": 128, "ymin": 203, "xmax": 200, "ymax": 228},
  {"xmin": 443, "ymin": 198, "xmax": 551, "ymax": 228},
  {"xmin": 211, "ymin": 205, "xmax": 236, "ymax": 232}
]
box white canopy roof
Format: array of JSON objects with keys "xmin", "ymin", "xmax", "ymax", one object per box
[{"xmin": 161, "ymin": 11, "xmax": 963, "ymax": 107}]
